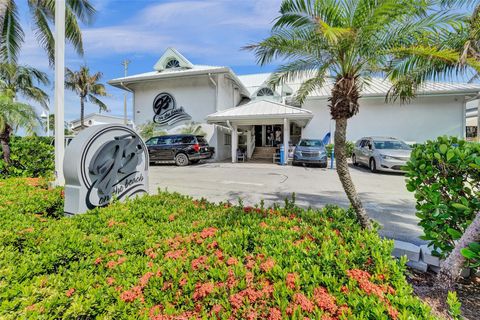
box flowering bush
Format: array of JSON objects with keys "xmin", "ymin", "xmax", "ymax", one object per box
[{"xmin": 0, "ymin": 178, "xmax": 436, "ymax": 319}]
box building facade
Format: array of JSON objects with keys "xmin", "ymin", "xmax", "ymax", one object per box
[{"xmin": 109, "ymin": 48, "xmax": 480, "ymax": 163}]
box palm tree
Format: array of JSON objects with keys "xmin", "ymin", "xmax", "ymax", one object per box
[
  {"xmin": 0, "ymin": 94, "xmax": 39, "ymax": 164},
  {"xmin": 0, "ymin": 0, "xmax": 95, "ymax": 64},
  {"xmin": 65, "ymin": 66, "xmax": 108, "ymax": 128},
  {"xmin": 179, "ymin": 122, "xmax": 206, "ymax": 136},
  {"xmin": 247, "ymin": 0, "xmax": 473, "ymax": 229},
  {"xmin": 0, "ymin": 62, "xmax": 49, "ymax": 109}
]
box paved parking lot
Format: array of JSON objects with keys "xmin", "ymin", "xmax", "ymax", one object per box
[{"xmin": 149, "ymin": 162, "xmax": 425, "ymax": 245}]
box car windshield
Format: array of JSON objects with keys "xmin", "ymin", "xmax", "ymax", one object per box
[
  {"xmin": 374, "ymin": 140, "xmax": 411, "ymax": 150},
  {"xmin": 299, "ymin": 139, "xmax": 323, "ymax": 147}
]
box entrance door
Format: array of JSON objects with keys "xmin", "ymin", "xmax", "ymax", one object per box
[{"xmin": 254, "ymin": 125, "xmax": 262, "ymax": 147}]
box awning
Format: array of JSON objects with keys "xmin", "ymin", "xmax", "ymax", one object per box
[{"xmin": 206, "ymin": 99, "xmax": 313, "ymax": 127}]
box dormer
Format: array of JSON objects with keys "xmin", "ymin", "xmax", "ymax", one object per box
[{"xmin": 153, "ymin": 47, "xmax": 194, "ymax": 72}]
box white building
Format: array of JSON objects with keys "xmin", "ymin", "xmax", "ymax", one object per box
[
  {"xmin": 109, "ymin": 48, "xmax": 480, "ymax": 163},
  {"xmin": 69, "ymin": 113, "xmax": 134, "ymax": 133}
]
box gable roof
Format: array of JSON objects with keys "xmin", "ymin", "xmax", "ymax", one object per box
[
  {"xmin": 206, "ymin": 99, "xmax": 313, "ymax": 127},
  {"xmin": 153, "ymin": 47, "xmax": 194, "ymax": 71}
]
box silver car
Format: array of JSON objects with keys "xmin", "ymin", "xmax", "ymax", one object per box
[{"xmin": 352, "ymin": 137, "xmax": 412, "ymax": 173}]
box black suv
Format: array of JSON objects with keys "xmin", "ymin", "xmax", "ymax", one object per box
[{"xmin": 145, "ymin": 134, "xmax": 215, "ymax": 166}]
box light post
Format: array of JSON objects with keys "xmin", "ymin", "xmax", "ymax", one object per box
[
  {"xmin": 54, "ymin": 0, "xmax": 65, "ymax": 185},
  {"xmin": 40, "ymin": 109, "xmax": 50, "ymax": 137},
  {"xmin": 121, "ymin": 59, "xmax": 131, "ymax": 125}
]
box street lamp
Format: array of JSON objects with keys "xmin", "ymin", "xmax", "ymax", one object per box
[{"xmin": 40, "ymin": 109, "xmax": 50, "ymax": 137}]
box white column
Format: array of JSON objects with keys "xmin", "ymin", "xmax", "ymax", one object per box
[
  {"xmin": 262, "ymin": 125, "xmax": 266, "ymax": 146},
  {"xmin": 246, "ymin": 129, "xmax": 252, "ymax": 159},
  {"xmin": 231, "ymin": 123, "xmax": 238, "ymax": 163},
  {"xmin": 54, "ymin": 0, "xmax": 65, "ymax": 185},
  {"xmin": 283, "ymin": 118, "xmax": 290, "ymax": 165}
]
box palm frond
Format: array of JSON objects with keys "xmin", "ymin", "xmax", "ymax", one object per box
[{"xmin": 0, "ymin": 0, "xmax": 24, "ymax": 63}]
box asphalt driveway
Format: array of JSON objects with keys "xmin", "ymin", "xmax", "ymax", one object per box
[{"xmin": 149, "ymin": 162, "xmax": 425, "ymax": 245}]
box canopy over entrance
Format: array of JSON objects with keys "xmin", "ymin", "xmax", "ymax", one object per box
[
  {"xmin": 206, "ymin": 99, "xmax": 313, "ymax": 127},
  {"xmin": 206, "ymin": 100, "xmax": 313, "ymax": 164}
]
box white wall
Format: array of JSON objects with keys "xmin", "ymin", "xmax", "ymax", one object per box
[
  {"xmin": 129, "ymin": 74, "xmax": 235, "ymax": 161},
  {"xmin": 303, "ymin": 95, "xmax": 465, "ymax": 143}
]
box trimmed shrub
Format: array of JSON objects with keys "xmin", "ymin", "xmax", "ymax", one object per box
[
  {"xmin": 0, "ymin": 136, "xmax": 54, "ymax": 178},
  {"xmin": 325, "ymin": 141, "xmax": 355, "ymax": 158},
  {"xmin": 405, "ymin": 136, "xmax": 480, "ymax": 259},
  {"xmin": 0, "ymin": 178, "xmax": 436, "ymax": 319}
]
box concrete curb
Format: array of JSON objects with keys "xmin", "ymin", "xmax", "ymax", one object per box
[{"xmin": 392, "ymin": 240, "xmax": 471, "ymax": 276}]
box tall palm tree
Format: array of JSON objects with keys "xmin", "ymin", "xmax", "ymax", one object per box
[
  {"xmin": 247, "ymin": 0, "xmax": 474, "ymax": 229},
  {"xmin": 65, "ymin": 66, "xmax": 108, "ymax": 128},
  {"xmin": 0, "ymin": 62, "xmax": 49, "ymax": 108},
  {"xmin": 0, "ymin": 0, "xmax": 95, "ymax": 64},
  {"xmin": 0, "ymin": 94, "xmax": 39, "ymax": 164}
]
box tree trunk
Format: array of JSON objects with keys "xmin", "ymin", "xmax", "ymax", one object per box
[
  {"xmin": 435, "ymin": 211, "xmax": 480, "ymax": 292},
  {"xmin": 80, "ymin": 96, "xmax": 85, "ymax": 128},
  {"xmin": 334, "ymin": 118, "xmax": 372, "ymax": 229},
  {"xmin": 329, "ymin": 76, "xmax": 371, "ymax": 230},
  {"xmin": 0, "ymin": 124, "xmax": 12, "ymax": 164}
]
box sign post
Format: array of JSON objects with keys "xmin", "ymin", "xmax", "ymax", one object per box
[{"xmin": 63, "ymin": 125, "xmax": 149, "ymax": 215}]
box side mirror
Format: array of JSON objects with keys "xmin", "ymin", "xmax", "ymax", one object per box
[{"xmin": 368, "ymin": 144, "xmax": 372, "ymax": 150}]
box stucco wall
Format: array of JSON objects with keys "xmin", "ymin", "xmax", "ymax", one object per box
[
  {"xmin": 302, "ymin": 95, "xmax": 465, "ymax": 143},
  {"xmin": 129, "ymin": 74, "xmax": 235, "ymax": 161}
]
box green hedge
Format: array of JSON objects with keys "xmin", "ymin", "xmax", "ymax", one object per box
[
  {"xmin": 405, "ymin": 137, "xmax": 480, "ymax": 261},
  {"xmin": 0, "ymin": 136, "xmax": 54, "ymax": 178},
  {"xmin": 0, "ymin": 178, "xmax": 436, "ymax": 319},
  {"xmin": 325, "ymin": 141, "xmax": 355, "ymax": 158}
]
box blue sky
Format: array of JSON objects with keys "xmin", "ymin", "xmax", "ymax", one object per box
[{"xmin": 17, "ymin": 0, "xmax": 284, "ymax": 123}]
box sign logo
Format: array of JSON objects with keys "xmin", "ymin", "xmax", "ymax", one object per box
[
  {"xmin": 152, "ymin": 92, "xmax": 191, "ymax": 126},
  {"xmin": 64, "ymin": 125, "xmax": 149, "ymax": 215}
]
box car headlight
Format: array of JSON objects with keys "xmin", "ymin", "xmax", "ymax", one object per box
[{"xmin": 381, "ymin": 155, "xmax": 394, "ymax": 160}]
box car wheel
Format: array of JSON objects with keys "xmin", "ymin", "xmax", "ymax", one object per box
[
  {"xmin": 352, "ymin": 154, "xmax": 359, "ymax": 166},
  {"xmin": 369, "ymin": 158, "xmax": 377, "ymax": 173},
  {"xmin": 175, "ymin": 153, "xmax": 189, "ymax": 166}
]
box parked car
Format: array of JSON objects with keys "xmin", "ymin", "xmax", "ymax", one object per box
[
  {"xmin": 352, "ymin": 136, "xmax": 411, "ymax": 173},
  {"xmin": 145, "ymin": 134, "xmax": 214, "ymax": 166},
  {"xmin": 292, "ymin": 139, "xmax": 328, "ymax": 167}
]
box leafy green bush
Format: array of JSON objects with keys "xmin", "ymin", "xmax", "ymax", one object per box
[
  {"xmin": 0, "ymin": 178, "xmax": 436, "ymax": 319},
  {"xmin": 405, "ymin": 136, "xmax": 480, "ymax": 259},
  {"xmin": 325, "ymin": 141, "xmax": 355, "ymax": 158},
  {"xmin": 0, "ymin": 136, "xmax": 54, "ymax": 178}
]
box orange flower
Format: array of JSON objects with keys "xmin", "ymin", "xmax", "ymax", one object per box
[
  {"xmin": 313, "ymin": 287, "xmax": 337, "ymax": 313},
  {"xmin": 65, "ymin": 288, "xmax": 75, "ymax": 297},
  {"xmin": 200, "ymin": 227, "xmax": 217, "ymax": 239},
  {"xmin": 226, "ymin": 257, "xmax": 238, "ymax": 266},
  {"xmin": 268, "ymin": 308, "xmax": 282, "ymax": 320},
  {"xmin": 293, "ymin": 293, "xmax": 315, "ymax": 313},
  {"xmin": 94, "ymin": 257, "xmax": 103, "ymax": 265},
  {"xmin": 107, "ymin": 277, "xmax": 116, "ymax": 285},
  {"xmin": 286, "ymin": 273, "xmax": 298, "ymax": 290},
  {"xmin": 260, "ymin": 258, "xmax": 275, "ymax": 272},
  {"xmin": 193, "ymin": 282, "xmax": 214, "ymax": 301},
  {"xmin": 168, "ymin": 214, "xmax": 175, "ymax": 221}
]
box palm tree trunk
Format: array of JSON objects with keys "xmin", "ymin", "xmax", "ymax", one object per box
[
  {"xmin": 435, "ymin": 211, "xmax": 480, "ymax": 292},
  {"xmin": 0, "ymin": 124, "xmax": 12, "ymax": 164},
  {"xmin": 334, "ymin": 118, "xmax": 372, "ymax": 229},
  {"xmin": 80, "ymin": 96, "xmax": 85, "ymax": 128}
]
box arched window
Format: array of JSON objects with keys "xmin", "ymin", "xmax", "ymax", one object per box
[
  {"xmin": 165, "ymin": 59, "xmax": 180, "ymax": 69},
  {"xmin": 257, "ymin": 87, "xmax": 274, "ymax": 97}
]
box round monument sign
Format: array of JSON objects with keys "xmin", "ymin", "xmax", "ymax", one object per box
[{"xmin": 63, "ymin": 124, "xmax": 149, "ymax": 215}]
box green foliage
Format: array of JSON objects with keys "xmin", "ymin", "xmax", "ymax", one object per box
[
  {"xmin": 0, "ymin": 178, "xmax": 438, "ymax": 319},
  {"xmin": 461, "ymin": 242, "xmax": 480, "ymax": 268},
  {"xmin": 178, "ymin": 122, "xmax": 206, "ymax": 136},
  {"xmin": 138, "ymin": 121, "xmax": 167, "ymax": 141},
  {"xmin": 325, "ymin": 141, "xmax": 355, "ymax": 158},
  {"xmin": 405, "ymin": 137, "xmax": 480, "ymax": 260},
  {"xmin": 0, "ymin": 136, "xmax": 54, "ymax": 178},
  {"xmin": 447, "ymin": 291, "xmax": 462, "ymax": 320}
]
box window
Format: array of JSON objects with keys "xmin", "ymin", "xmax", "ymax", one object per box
[
  {"xmin": 174, "ymin": 136, "xmax": 195, "ymax": 144},
  {"xmin": 299, "ymin": 139, "xmax": 323, "ymax": 147},
  {"xmin": 257, "ymin": 87, "xmax": 274, "ymax": 97},
  {"xmin": 224, "ymin": 134, "xmax": 231, "ymax": 145},
  {"xmin": 165, "ymin": 59, "xmax": 180, "ymax": 69},
  {"xmin": 145, "ymin": 138, "xmax": 158, "ymax": 146}
]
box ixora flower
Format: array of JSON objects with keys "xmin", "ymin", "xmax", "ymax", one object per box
[
  {"xmin": 286, "ymin": 273, "xmax": 298, "ymax": 290},
  {"xmin": 65, "ymin": 288, "xmax": 75, "ymax": 298}
]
